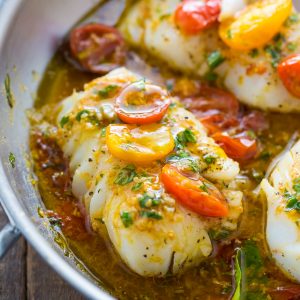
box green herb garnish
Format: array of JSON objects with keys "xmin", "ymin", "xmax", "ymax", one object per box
[
  {"xmin": 199, "ymin": 183, "xmax": 208, "ymax": 193},
  {"xmin": 139, "ymin": 194, "xmax": 161, "ymax": 208},
  {"xmin": 209, "ymin": 229, "xmax": 230, "ymax": 240},
  {"xmin": 259, "ymin": 151, "xmax": 271, "ymax": 161},
  {"xmin": 249, "ymin": 48, "xmax": 259, "ymax": 58},
  {"xmin": 131, "ymin": 182, "xmax": 143, "ymax": 192},
  {"xmin": 203, "ymin": 71, "xmax": 218, "ymax": 82},
  {"xmin": 140, "ymin": 210, "xmax": 163, "ymax": 220},
  {"xmin": 284, "ymin": 177, "xmax": 300, "ymax": 212},
  {"xmin": 176, "ymin": 129, "xmax": 197, "ymax": 149},
  {"xmin": 4, "ymin": 74, "xmax": 15, "ymax": 108},
  {"xmin": 203, "ymin": 154, "xmax": 217, "ymax": 165},
  {"xmin": 76, "ymin": 110, "xmax": 90, "ymax": 121},
  {"xmin": 9, "ymin": 152, "xmax": 16, "ymax": 168},
  {"xmin": 98, "ymin": 85, "xmax": 118, "ymax": 98},
  {"xmin": 207, "ymin": 50, "xmax": 225, "ymax": 70},
  {"xmin": 101, "ymin": 127, "xmax": 106, "ymax": 137},
  {"xmin": 264, "ymin": 45, "xmax": 281, "ymax": 68},
  {"xmin": 114, "ymin": 164, "xmax": 137, "ymax": 185},
  {"xmin": 232, "ymin": 249, "xmax": 242, "ymax": 300},
  {"xmin": 60, "ymin": 116, "xmax": 69, "ymax": 128},
  {"xmin": 120, "ymin": 212, "xmax": 134, "ymax": 228}
]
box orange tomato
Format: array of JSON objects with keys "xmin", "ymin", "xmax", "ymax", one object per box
[
  {"xmin": 219, "ymin": 0, "xmax": 292, "ymax": 50},
  {"xmin": 161, "ymin": 164, "xmax": 228, "ymax": 217},
  {"xmin": 106, "ymin": 124, "xmax": 174, "ymax": 164},
  {"xmin": 278, "ymin": 54, "xmax": 300, "ymax": 98}
]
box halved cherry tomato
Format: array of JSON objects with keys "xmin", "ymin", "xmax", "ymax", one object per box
[
  {"xmin": 115, "ymin": 81, "xmax": 171, "ymax": 124},
  {"xmin": 161, "ymin": 164, "xmax": 228, "ymax": 217},
  {"xmin": 212, "ymin": 132, "xmax": 257, "ymax": 162},
  {"xmin": 106, "ymin": 124, "xmax": 174, "ymax": 164},
  {"xmin": 181, "ymin": 85, "xmax": 239, "ymax": 118},
  {"xmin": 70, "ymin": 23, "xmax": 126, "ymax": 74},
  {"xmin": 181, "ymin": 85, "xmax": 239, "ymax": 133},
  {"xmin": 219, "ymin": 0, "xmax": 292, "ymax": 50},
  {"xmin": 174, "ymin": 0, "xmax": 221, "ymax": 35},
  {"xmin": 278, "ymin": 54, "xmax": 300, "ymax": 98}
]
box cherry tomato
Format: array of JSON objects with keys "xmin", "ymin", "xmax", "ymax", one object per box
[
  {"xmin": 106, "ymin": 124, "xmax": 175, "ymax": 164},
  {"xmin": 181, "ymin": 85, "xmax": 239, "ymax": 117},
  {"xmin": 161, "ymin": 164, "xmax": 228, "ymax": 217},
  {"xmin": 174, "ymin": 0, "xmax": 221, "ymax": 35},
  {"xmin": 115, "ymin": 81, "xmax": 171, "ymax": 124},
  {"xmin": 242, "ymin": 111, "xmax": 269, "ymax": 132},
  {"xmin": 212, "ymin": 132, "xmax": 257, "ymax": 162},
  {"xmin": 181, "ymin": 85, "xmax": 239, "ymax": 133},
  {"xmin": 219, "ymin": 0, "xmax": 292, "ymax": 50},
  {"xmin": 70, "ymin": 23, "xmax": 126, "ymax": 74},
  {"xmin": 278, "ymin": 54, "xmax": 300, "ymax": 98}
]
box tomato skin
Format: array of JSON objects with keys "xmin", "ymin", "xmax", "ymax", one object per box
[
  {"xmin": 115, "ymin": 82, "xmax": 171, "ymax": 124},
  {"xmin": 174, "ymin": 0, "xmax": 221, "ymax": 35},
  {"xmin": 212, "ymin": 132, "xmax": 257, "ymax": 162},
  {"xmin": 70, "ymin": 23, "xmax": 126, "ymax": 74},
  {"xmin": 278, "ymin": 54, "xmax": 300, "ymax": 98},
  {"xmin": 219, "ymin": 0, "xmax": 292, "ymax": 50},
  {"xmin": 161, "ymin": 164, "xmax": 228, "ymax": 217},
  {"xmin": 106, "ymin": 124, "xmax": 175, "ymax": 164}
]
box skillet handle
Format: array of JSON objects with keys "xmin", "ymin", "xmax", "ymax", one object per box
[{"xmin": 0, "ymin": 223, "xmax": 20, "ymax": 259}]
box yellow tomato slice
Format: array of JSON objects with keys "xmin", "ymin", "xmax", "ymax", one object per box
[
  {"xmin": 106, "ymin": 124, "xmax": 175, "ymax": 164},
  {"xmin": 219, "ymin": 0, "xmax": 292, "ymax": 50}
]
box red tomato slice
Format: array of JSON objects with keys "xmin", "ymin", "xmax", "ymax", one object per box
[
  {"xmin": 278, "ymin": 54, "xmax": 300, "ymax": 98},
  {"xmin": 181, "ymin": 85, "xmax": 239, "ymax": 118},
  {"xmin": 161, "ymin": 164, "xmax": 228, "ymax": 217},
  {"xmin": 212, "ymin": 132, "xmax": 258, "ymax": 162},
  {"xmin": 174, "ymin": 0, "xmax": 221, "ymax": 35},
  {"xmin": 70, "ymin": 23, "xmax": 126, "ymax": 74},
  {"xmin": 115, "ymin": 81, "xmax": 171, "ymax": 124}
]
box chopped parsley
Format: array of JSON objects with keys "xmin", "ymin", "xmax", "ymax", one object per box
[
  {"xmin": 131, "ymin": 182, "xmax": 143, "ymax": 192},
  {"xmin": 139, "ymin": 193, "xmax": 161, "ymax": 208},
  {"xmin": 208, "ymin": 229, "xmax": 230, "ymax": 241},
  {"xmin": 207, "ymin": 50, "xmax": 225, "ymax": 70},
  {"xmin": 101, "ymin": 127, "xmax": 106, "ymax": 137},
  {"xmin": 203, "ymin": 153, "xmax": 217, "ymax": 165},
  {"xmin": 199, "ymin": 183, "xmax": 208, "ymax": 193},
  {"xmin": 120, "ymin": 212, "xmax": 134, "ymax": 228},
  {"xmin": 9, "ymin": 152, "xmax": 16, "ymax": 168},
  {"xmin": 203, "ymin": 71, "xmax": 218, "ymax": 82},
  {"xmin": 259, "ymin": 151, "xmax": 271, "ymax": 161},
  {"xmin": 285, "ymin": 14, "xmax": 299, "ymax": 27},
  {"xmin": 4, "ymin": 74, "xmax": 15, "ymax": 108},
  {"xmin": 60, "ymin": 116, "xmax": 69, "ymax": 128},
  {"xmin": 284, "ymin": 177, "xmax": 300, "ymax": 212},
  {"xmin": 114, "ymin": 164, "xmax": 137, "ymax": 185},
  {"xmin": 76, "ymin": 110, "xmax": 90, "ymax": 121},
  {"xmin": 140, "ymin": 210, "xmax": 163, "ymax": 220},
  {"xmin": 98, "ymin": 85, "xmax": 118, "ymax": 98},
  {"xmin": 167, "ymin": 151, "xmax": 191, "ymax": 162},
  {"xmin": 249, "ymin": 48, "xmax": 259, "ymax": 58},
  {"xmin": 176, "ymin": 129, "xmax": 197, "ymax": 149},
  {"xmin": 264, "ymin": 44, "xmax": 282, "ymax": 68}
]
